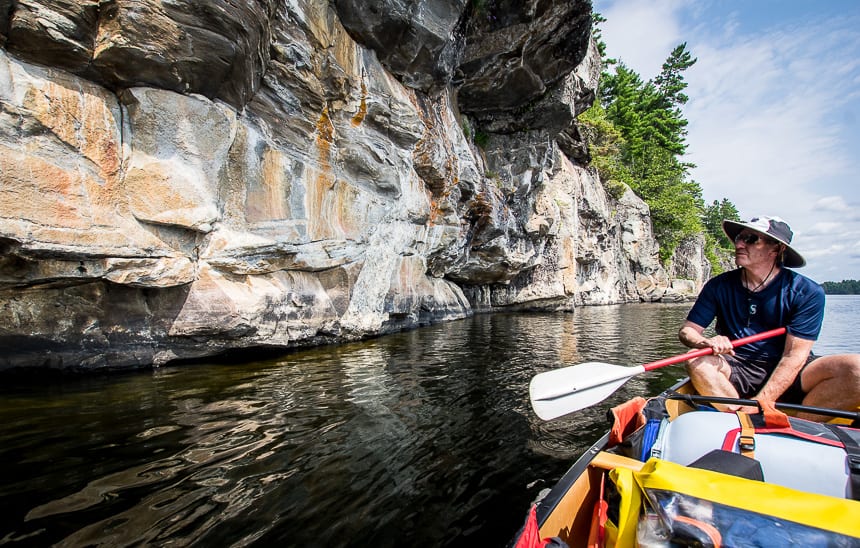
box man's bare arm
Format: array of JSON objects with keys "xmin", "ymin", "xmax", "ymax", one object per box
[
  {"xmin": 755, "ymin": 333, "xmax": 814, "ymax": 402},
  {"xmin": 678, "ymin": 320, "xmax": 734, "ymax": 355}
]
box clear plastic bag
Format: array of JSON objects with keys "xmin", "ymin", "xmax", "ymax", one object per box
[{"xmin": 643, "ymin": 489, "xmax": 858, "ymax": 547}]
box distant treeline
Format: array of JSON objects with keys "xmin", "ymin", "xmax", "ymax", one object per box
[{"xmin": 820, "ymin": 280, "xmax": 860, "ymax": 294}]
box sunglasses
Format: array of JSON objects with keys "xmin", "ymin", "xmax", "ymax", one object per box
[{"xmin": 734, "ymin": 233, "xmax": 773, "ymax": 245}]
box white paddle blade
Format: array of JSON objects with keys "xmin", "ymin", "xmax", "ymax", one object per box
[{"xmin": 529, "ymin": 362, "xmax": 645, "ymax": 420}]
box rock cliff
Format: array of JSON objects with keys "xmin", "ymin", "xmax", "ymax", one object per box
[{"xmin": 0, "ymin": 0, "xmax": 702, "ymax": 371}]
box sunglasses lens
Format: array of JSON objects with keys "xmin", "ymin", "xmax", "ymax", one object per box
[{"xmin": 735, "ymin": 233, "xmax": 759, "ymax": 244}]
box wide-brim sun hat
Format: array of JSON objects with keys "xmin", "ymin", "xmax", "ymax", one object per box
[{"xmin": 722, "ymin": 215, "xmax": 806, "ymax": 268}]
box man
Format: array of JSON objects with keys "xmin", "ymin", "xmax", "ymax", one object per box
[{"xmin": 678, "ymin": 215, "xmax": 860, "ymax": 420}]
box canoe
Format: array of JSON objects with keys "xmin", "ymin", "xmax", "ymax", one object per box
[{"xmin": 513, "ymin": 379, "xmax": 860, "ymax": 548}]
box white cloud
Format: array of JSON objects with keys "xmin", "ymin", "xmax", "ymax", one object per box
[
  {"xmin": 805, "ymin": 221, "xmax": 846, "ymax": 236},
  {"xmin": 685, "ymin": 21, "xmax": 857, "ymax": 202},
  {"xmin": 598, "ymin": 0, "xmax": 689, "ymax": 77},
  {"xmin": 594, "ymin": 0, "xmax": 860, "ymax": 281},
  {"xmin": 815, "ymin": 196, "xmax": 852, "ymax": 213}
]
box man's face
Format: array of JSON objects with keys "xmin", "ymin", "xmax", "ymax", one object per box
[{"xmin": 733, "ymin": 230, "xmax": 780, "ymax": 268}]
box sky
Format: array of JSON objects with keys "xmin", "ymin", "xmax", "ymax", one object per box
[{"xmin": 593, "ymin": 0, "xmax": 860, "ymax": 283}]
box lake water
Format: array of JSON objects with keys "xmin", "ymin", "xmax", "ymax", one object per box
[{"xmin": 0, "ymin": 296, "xmax": 856, "ymax": 546}]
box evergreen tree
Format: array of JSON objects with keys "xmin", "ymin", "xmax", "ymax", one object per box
[
  {"xmin": 703, "ymin": 199, "xmax": 741, "ymax": 249},
  {"xmin": 580, "ymin": 21, "xmax": 738, "ymax": 265},
  {"xmin": 595, "ymin": 44, "xmax": 702, "ymax": 261},
  {"xmin": 654, "ymin": 43, "xmax": 696, "ymax": 109}
]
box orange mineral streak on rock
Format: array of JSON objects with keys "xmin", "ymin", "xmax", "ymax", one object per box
[
  {"xmin": 309, "ymin": 107, "xmax": 338, "ymax": 240},
  {"xmin": 19, "ymin": 79, "xmax": 125, "ymax": 223},
  {"xmin": 82, "ymin": 101, "xmax": 122, "ymax": 183},
  {"xmin": 28, "ymin": 81, "xmax": 122, "ymax": 185},
  {"xmin": 315, "ymin": 107, "xmax": 335, "ymax": 161},
  {"xmin": 427, "ymin": 173, "xmax": 456, "ymax": 227},
  {"xmin": 0, "ymin": 151, "xmax": 92, "ymax": 230},
  {"xmin": 351, "ymin": 81, "xmax": 368, "ymax": 127},
  {"xmin": 246, "ymin": 148, "xmax": 288, "ymax": 222}
]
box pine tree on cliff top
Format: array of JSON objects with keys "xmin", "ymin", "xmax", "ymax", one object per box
[{"xmin": 584, "ymin": 18, "xmax": 742, "ymax": 265}]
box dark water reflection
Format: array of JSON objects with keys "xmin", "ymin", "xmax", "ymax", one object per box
[{"xmin": 1, "ymin": 303, "xmax": 701, "ymax": 546}]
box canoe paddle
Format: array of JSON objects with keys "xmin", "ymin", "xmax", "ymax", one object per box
[{"xmin": 529, "ymin": 327, "xmax": 787, "ymax": 420}]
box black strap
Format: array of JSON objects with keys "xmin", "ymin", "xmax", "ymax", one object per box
[
  {"xmin": 823, "ymin": 423, "xmax": 860, "ymax": 501},
  {"xmin": 665, "ymin": 392, "xmax": 860, "ymax": 423}
]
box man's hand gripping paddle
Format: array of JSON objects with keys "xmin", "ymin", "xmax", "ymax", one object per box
[{"xmin": 529, "ymin": 327, "xmax": 787, "ymax": 420}]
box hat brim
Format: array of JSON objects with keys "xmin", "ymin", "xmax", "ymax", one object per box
[{"xmin": 722, "ymin": 219, "xmax": 806, "ymax": 268}]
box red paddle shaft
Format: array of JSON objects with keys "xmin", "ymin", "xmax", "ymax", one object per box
[{"xmin": 641, "ymin": 327, "xmax": 787, "ymax": 372}]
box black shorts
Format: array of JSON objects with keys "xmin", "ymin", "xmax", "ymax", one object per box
[{"xmin": 727, "ymin": 354, "xmax": 817, "ymax": 403}]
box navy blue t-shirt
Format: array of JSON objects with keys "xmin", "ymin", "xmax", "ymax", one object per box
[{"xmin": 686, "ymin": 268, "xmax": 825, "ymax": 362}]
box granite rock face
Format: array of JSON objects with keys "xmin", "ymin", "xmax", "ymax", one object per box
[
  {"xmin": 0, "ymin": 0, "xmax": 701, "ymax": 371},
  {"xmin": 668, "ymin": 234, "xmax": 711, "ymax": 299}
]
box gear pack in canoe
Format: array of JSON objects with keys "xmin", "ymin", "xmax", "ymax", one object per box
[{"xmin": 512, "ymin": 381, "xmax": 860, "ymax": 548}]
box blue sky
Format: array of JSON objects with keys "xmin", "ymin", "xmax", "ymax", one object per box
[{"xmin": 593, "ymin": 0, "xmax": 860, "ymax": 283}]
